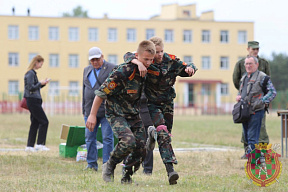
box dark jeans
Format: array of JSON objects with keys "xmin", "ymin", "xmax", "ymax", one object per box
[
  {"xmin": 26, "ymin": 97, "xmax": 49, "ymax": 147},
  {"xmin": 242, "ymin": 109, "xmax": 265, "ymax": 154},
  {"xmin": 241, "ymin": 112, "xmax": 269, "ymax": 148}
]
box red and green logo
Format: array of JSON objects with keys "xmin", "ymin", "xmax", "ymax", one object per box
[{"xmin": 245, "ymin": 143, "xmax": 282, "ymax": 187}]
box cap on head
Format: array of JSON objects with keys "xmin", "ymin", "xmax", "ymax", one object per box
[
  {"xmin": 88, "ymin": 47, "xmax": 102, "ymax": 60},
  {"xmin": 248, "ymin": 41, "xmax": 259, "ymax": 48}
]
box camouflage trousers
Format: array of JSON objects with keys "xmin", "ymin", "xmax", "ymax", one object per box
[
  {"xmin": 241, "ymin": 113, "xmax": 269, "ymax": 146},
  {"xmin": 147, "ymin": 101, "xmax": 177, "ymax": 164},
  {"xmin": 106, "ymin": 115, "xmax": 146, "ymax": 172}
]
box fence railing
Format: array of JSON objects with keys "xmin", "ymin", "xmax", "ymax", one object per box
[{"xmin": 1, "ymin": 90, "xmax": 287, "ymax": 115}]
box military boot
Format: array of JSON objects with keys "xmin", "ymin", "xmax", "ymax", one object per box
[
  {"xmin": 102, "ymin": 158, "xmax": 117, "ymax": 182},
  {"xmin": 241, "ymin": 143, "xmax": 248, "ymax": 159},
  {"xmin": 146, "ymin": 126, "xmax": 156, "ymax": 151},
  {"xmin": 121, "ymin": 167, "xmax": 133, "ymax": 184},
  {"xmin": 165, "ymin": 163, "xmax": 179, "ymax": 185}
]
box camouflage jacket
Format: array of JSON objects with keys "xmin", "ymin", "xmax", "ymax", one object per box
[
  {"xmin": 233, "ymin": 56, "xmax": 270, "ymax": 90},
  {"xmin": 124, "ymin": 52, "xmax": 197, "ymax": 104},
  {"xmin": 95, "ymin": 63, "xmax": 144, "ymax": 119}
]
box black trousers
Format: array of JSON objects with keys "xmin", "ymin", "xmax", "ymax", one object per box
[
  {"xmin": 143, "ymin": 125, "xmax": 153, "ymax": 173},
  {"xmin": 26, "ymin": 97, "xmax": 49, "ymax": 147}
]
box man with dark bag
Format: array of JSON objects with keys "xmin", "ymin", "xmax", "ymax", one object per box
[
  {"xmin": 233, "ymin": 41, "xmax": 271, "ymax": 158},
  {"xmin": 235, "ymin": 56, "xmax": 276, "ymax": 154}
]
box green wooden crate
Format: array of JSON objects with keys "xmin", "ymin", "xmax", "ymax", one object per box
[
  {"xmin": 59, "ymin": 125, "xmax": 118, "ymax": 158},
  {"xmin": 59, "ymin": 125, "xmax": 85, "ymax": 158}
]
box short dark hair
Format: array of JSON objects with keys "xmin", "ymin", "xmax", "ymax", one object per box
[{"xmin": 137, "ymin": 40, "xmax": 156, "ymax": 55}]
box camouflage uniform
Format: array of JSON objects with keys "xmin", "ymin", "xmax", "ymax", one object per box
[
  {"xmin": 233, "ymin": 56, "xmax": 271, "ymax": 145},
  {"xmin": 95, "ymin": 63, "xmax": 146, "ymax": 172},
  {"xmin": 125, "ymin": 52, "xmax": 197, "ymax": 164}
]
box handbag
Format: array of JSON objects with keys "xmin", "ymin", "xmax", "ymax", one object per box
[
  {"xmin": 20, "ymin": 97, "xmax": 29, "ymax": 110},
  {"xmin": 232, "ymin": 99, "xmax": 250, "ymax": 123}
]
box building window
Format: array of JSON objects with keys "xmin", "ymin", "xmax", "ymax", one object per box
[
  {"xmin": 146, "ymin": 29, "xmax": 155, "ymax": 40},
  {"xmin": 29, "ymin": 26, "xmax": 39, "ymax": 40},
  {"xmin": 9, "ymin": 53, "xmax": 19, "ymax": 66},
  {"xmin": 183, "ymin": 30, "xmax": 192, "ymax": 43},
  {"xmin": 201, "ymin": 84, "xmax": 211, "ymax": 95},
  {"xmin": 88, "ymin": 28, "xmax": 98, "ymax": 41},
  {"xmin": 49, "ymin": 54, "xmax": 59, "ymax": 67},
  {"xmin": 184, "ymin": 56, "xmax": 193, "ymax": 63},
  {"xmin": 127, "ymin": 28, "xmax": 136, "ymax": 42},
  {"xmin": 8, "ymin": 80, "xmax": 19, "ymax": 95},
  {"xmin": 188, "ymin": 83, "xmax": 194, "ymax": 106},
  {"xmin": 221, "ymin": 83, "xmax": 229, "ymax": 95},
  {"xmin": 220, "ymin": 30, "xmax": 229, "ymax": 43},
  {"xmin": 49, "ymin": 81, "xmax": 59, "ymax": 96},
  {"xmin": 8, "ymin": 25, "xmax": 19, "ymax": 40},
  {"xmin": 69, "ymin": 27, "xmax": 79, "ymax": 41},
  {"xmin": 220, "ymin": 57, "xmax": 229, "ymax": 69},
  {"xmin": 108, "ymin": 28, "xmax": 117, "ymax": 42},
  {"xmin": 202, "ymin": 30, "xmax": 210, "ymax": 43},
  {"xmin": 183, "ymin": 10, "xmax": 191, "ymax": 17},
  {"xmin": 29, "ymin": 53, "xmax": 38, "ymax": 63},
  {"xmin": 49, "ymin": 27, "xmax": 59, "ymax": 40},
  {"xmin": 238, "ymin": 30, "xmax": 247, "ymax": 44},
  {"xmin": 69, "ymin": 54, "xmax": 79, "ymax": 68},
  {"xmin": 164, "ymin": 29, "xmax": 174, "ymax": 42},
  {"xmin": 108, "ymin": 55, "xmax": 118, "ymax": 64},
  {"xmin": 69, "ymin": 81, "xmax": 79, "ymax": 96},
  {"xmin": 202, "ymin": 56, "xmax": 211, "ymax": 69}
]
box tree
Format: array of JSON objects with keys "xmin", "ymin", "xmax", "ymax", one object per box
[
  {"xmin": 63, "ymin": 6, "xmax": 89, "ymax": 18},
  {"xmin": 269, "ymin": 52, "xmax": 288, "ymax": 91}
]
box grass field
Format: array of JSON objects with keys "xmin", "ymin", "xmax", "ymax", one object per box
[{"xmin": 0, "ymin": 113, "xmax": 287, "ymax": 191}]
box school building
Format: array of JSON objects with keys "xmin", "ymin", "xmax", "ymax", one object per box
[{"xmin": 0, "ymin": 3, "xmax": 253, "ymax": 114}]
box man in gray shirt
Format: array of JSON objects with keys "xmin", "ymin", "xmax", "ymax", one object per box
[{"xmin": 82, "ymin": 47, "xmax": 116, "ymax": 171}]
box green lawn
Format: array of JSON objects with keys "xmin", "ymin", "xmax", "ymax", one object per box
[{"xmin": 0, "ymin": 113, "xmax": 287, "ymax": 191}]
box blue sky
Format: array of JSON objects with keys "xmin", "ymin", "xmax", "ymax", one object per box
[{"xmin": 1, "ymin": 0, "xmax": 287, "ymax": 58}]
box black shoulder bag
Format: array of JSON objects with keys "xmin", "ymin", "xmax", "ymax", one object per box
[
  {"xmin": 232, "ymin": 75, "xmax": 256, "ymax": 124},
  {"xmin": 232, "ymin": 99, "xmax": 250, "ymax": 123}
]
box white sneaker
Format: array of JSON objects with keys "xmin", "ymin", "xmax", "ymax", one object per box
[
  {"xmin": 35, "ymin": 144, "xmax": 50, "ymax": 151},
  {"xmin": 25, "ymin": 146, "xmax": 36, "ymax": 152}
]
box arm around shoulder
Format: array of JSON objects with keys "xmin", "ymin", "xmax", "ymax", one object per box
[{"xmin": 123, "ymin": 52, "xmax": 136, "ymax": 63}]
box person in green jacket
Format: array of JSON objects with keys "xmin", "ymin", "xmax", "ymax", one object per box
[{"xmin": 232, "ymin": 41, "xmax": 271, "ymax": 159}]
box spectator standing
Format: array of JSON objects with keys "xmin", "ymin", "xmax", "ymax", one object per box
[
  {"xmin": 235, "ymin": 56, "xmax": 276, "ymax": 154},
  {"xmin": 82, "ymin": 47, "xmax": 116, "ymax": 171},
  {"xmin": 233, "ymin": 41, "xmax": 271, "ymax": 158},
  {"xmin": 24, "ymin": 55, "xmax": 50, "ymax": 152}
]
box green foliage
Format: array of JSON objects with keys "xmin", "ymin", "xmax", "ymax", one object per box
[
  {"xmin": 62, "ymin": 6, "xmax": 89, "ymax": 18},
  {"xmin": 268, "ymin": 52, "xmax": 288, "ymax": 109},
  {"xmin": 269, "ymin": 52, "xmax": 288, "ymax": 91},
  {"xmin": 271, "ymin": 89, "xmax": 288, "ymax": 109}
]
